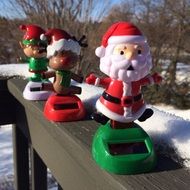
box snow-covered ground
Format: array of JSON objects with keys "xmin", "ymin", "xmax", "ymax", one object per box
[
  {"xmin": 176, "ymin": 62, "xmax": 190, "ymax": 82},
  {"xmin": 0, "ymin": 63, "xmax": 190, "ymax": 190},
  {"xmin": 0, "ymin": 127, "xmax": 57, "ymax": 190},
  {"xmin": 161, "ymin": 61, "xmax": 190, "ymax": 83},
  {"xmin": 0, "ymin": 64, "xmax": 31, "ymax": 78},
  {"xmin": 154, "ymin": 104, "xmax": 190, "ymax": 120}
]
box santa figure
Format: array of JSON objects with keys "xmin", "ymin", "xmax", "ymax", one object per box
[{"xmin": 86, "ymin": 22, "xmax": 162, "ymax": 128}]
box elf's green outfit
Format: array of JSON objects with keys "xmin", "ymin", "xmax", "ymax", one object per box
[
  {"xmin": 24, "ymin": 57, "xmax": 48, "ymax": 82},
  {"xmin": 56, "ymin": 70, "xmax": 72, "ymax": 87}
]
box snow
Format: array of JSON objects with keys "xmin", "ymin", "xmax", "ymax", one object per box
[
  {"xmin": 137, "ymin": 106, "xmax": 190, "ymax": 167},
  {"xmin": 176, "ymin": 62, "xmax": 190, "ymax": 82},
  {"xmin": 154, "ymin": 104, "xmax": 190, "ymax": 121},
  {"xmin": 0, "ymin": 125, "xmax": 13, "ymax": 178},
  {"xmin": 0, "ymin": 64, "xmax": 31, "ymax": 78},
  {"xmin": 161, "ymin": 61, "xmax": 190, "ymax": 83},
  {"xmin": 0, "ymin": 63, "xmax": 190, "ymax": 189},
  {"xmin": 77, "ymin": 83, "xmax": 190, "ymax": 168},
  {"xmin": 0, "ymin": 125, "xmax": 13, "ymax": 190},
  {"xmin": 0, "ymin": 125, "xmax": 57, "ymax": 190}
]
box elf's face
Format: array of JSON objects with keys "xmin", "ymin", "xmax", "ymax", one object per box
[
  {"xmin": 20, "ymin": 42, "xmax": 46, "ymax": 58},
  {"xmin": 99, "ymin": 42, "xmax": 152, "ymax": 82},
  {"xmin": 49, "ymin": 50, "xmax": 78, "ymax": 70}
]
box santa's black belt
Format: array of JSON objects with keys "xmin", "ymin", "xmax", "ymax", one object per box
[{"xmin": 102, "ymin": 92, "xmax": 142, "ymax": 105}]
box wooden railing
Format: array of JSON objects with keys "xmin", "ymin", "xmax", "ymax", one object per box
[{"xmin": 0, "ymin": 78, "xmax": 189, "ymax": 190}]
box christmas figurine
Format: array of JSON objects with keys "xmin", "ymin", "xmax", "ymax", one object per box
[
  {"xmin": 40, "ymin": 29, "xmax": 86, "ymax": 122},
  {"xmin": 86, "ymin": 22, "xmax": 162, "ymax": 174},
  {"xmin": 19, "ymin": 24, "xmax": 52, "ymax": 100}
]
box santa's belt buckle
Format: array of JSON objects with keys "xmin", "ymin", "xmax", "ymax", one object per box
[{"xmin": 122, "ymin": 97, "xmax": 133, "ymax": 107}]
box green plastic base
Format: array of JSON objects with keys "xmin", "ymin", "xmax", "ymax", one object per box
[{"xmin": 92, "ymin": 122, "xmax": 156, "ymax": 175}]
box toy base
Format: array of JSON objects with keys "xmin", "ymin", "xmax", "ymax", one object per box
[
  {"xmin": 92, "ymin": 122, "xmax": 156, "ymax": 175},
  {"xmin": 23, "ymin": 81, "xmax": 52, "ymax": 101},
  {"xmin": 44, "ymin": 94, "xmax": 86, "ymax": 122}
]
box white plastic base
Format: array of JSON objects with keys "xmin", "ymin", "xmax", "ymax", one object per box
[{"xmin": 23, "ymin": 81, "xmax": 52, "ymax": 101}]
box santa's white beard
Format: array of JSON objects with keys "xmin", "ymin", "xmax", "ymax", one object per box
[{"xmin": 99, "ymin": 53, "xmax": 152, "ymax": 82}]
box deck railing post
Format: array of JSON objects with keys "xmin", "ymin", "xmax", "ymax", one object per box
[
  {"xmin": 30, "ymin": 146, "xmax": 47, "ymax": 190},
  {"xmin": 12, "ymin": 124, "xmax": 30, "ymax": 190},
  {"xmin": 58, "ymin": 183, "xmax": 64, "ymax": 190}
]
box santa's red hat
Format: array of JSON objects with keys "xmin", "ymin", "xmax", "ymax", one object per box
[
  {"xmin": 40, "ymin": 28, "xmax": 81, "ymax": 58},
  {"xmin": 96, "ymin": 22, "xmax": 146, "ymax": 58},
  {"xmin": 19, "ymin": 24, "xmax": 45, "ymax": 45}
]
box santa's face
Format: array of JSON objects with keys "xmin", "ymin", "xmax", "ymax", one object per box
[{"xmin": 99, "ymin": 42, "xmax": 152, "ymax": 82}]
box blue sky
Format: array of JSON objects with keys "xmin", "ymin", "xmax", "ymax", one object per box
[
  {"xmin": 0, "ymin": 0, "xmax": 123, "ymax": 19},
  {"xmin": 0, "ymin": 0, "xmax": 22, "ymax": 18}
]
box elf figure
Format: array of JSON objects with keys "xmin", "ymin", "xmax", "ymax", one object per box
[
  {"xmin": 41, "ymin": 28, "xmax": 86, "ymax": 122},
  {"xmin": 19, "ymin": 24, "xmax": 48, "ymax": 82},
  {"xmin": 19, "ymin": 24, "xmax": 52, "ymax": 100},
  {"xmin": 86, "ymin": 22, "xmax": 162, "ymax": 174}
]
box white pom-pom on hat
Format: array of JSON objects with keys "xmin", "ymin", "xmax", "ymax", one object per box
[
  {"xmin": 40, "ymin": 34, "xmax": 46, "ymax": 41},
  {"xmin": 19, "ymin": 24, "xmax": 46, "ymax": 40},
  {"xmin": 95, "ymin": 46, "xmax": 105, "ymax": 58}
]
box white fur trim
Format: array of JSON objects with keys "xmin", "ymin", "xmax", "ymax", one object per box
[
  {"xmin": 94, "ymin": 78, "xmax": 100, "ymax": 86},
  {"xmin": 47, "ymin": 39, "xmax": 81, "ymax": 58},
  {"xmin": 123, "ymin": 107, "xmax": 132, "ymax": 117},
  {"xmin": 95, "ymin": 46, "xmax": 105, "ymax": 58},
  {"xmin": 40, "ymin": 34, "xmax": 46, "ymax": 41},
  {"xmin": 96, "ymin": 99, "xmax": 146, "ymax": 123},
  {"xmin": 123, "ymin": 82, "xmax": 132, "ymax": 96},
  {"xmin": 108, "ymin": 35, "xmax": 146, "ymax": 45}
]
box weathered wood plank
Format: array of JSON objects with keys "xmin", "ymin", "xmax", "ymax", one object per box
[
  {"xmin": 0, "ymin": 79, "xmax": 18, "ymax": 125},
  {"xmin": 8, "ymin": 78, "xmax": 190, "ymax": 190}
]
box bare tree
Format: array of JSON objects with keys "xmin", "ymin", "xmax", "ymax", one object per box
[
  {"xmin": 2, "ymin": 0, "xmax": 113, "ymax": 75},
  {"xmin": 164, "ymin": 0, "xmax": 190, "ymax": 86}
]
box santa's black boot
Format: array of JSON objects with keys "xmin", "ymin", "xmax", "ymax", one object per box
[
  {"xmin": 138, "ymin": 108, "xmax": 153, "ymax": 122},
  {"xmin": 91, "ymin": 112, "xmax": 109, "ymax": 125}
]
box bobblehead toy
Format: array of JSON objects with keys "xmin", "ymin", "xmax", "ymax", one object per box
[
  {"xmin": 19, "ymin": 24, "xmax": 52, "ymax": 100},
  {"xmin": 86, "ymin": 22, "xmax": 162, "ymax": 174},
  {"xmin": 40, "ymin": 29, "xmax": 86, "ymax": 122}
]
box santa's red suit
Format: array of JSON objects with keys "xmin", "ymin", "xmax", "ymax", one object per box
[{"xmin": 95, "ymin": 73, "xmax": 160, "ymax": 123}]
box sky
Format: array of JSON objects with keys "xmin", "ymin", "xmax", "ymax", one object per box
[
  {"xmin": 0, "ymin": 0, "xmax": 22, "ymax": 18},
  {"xmin": 0, "ymin": 0, "xmax": 124, "ymax": 19}
]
